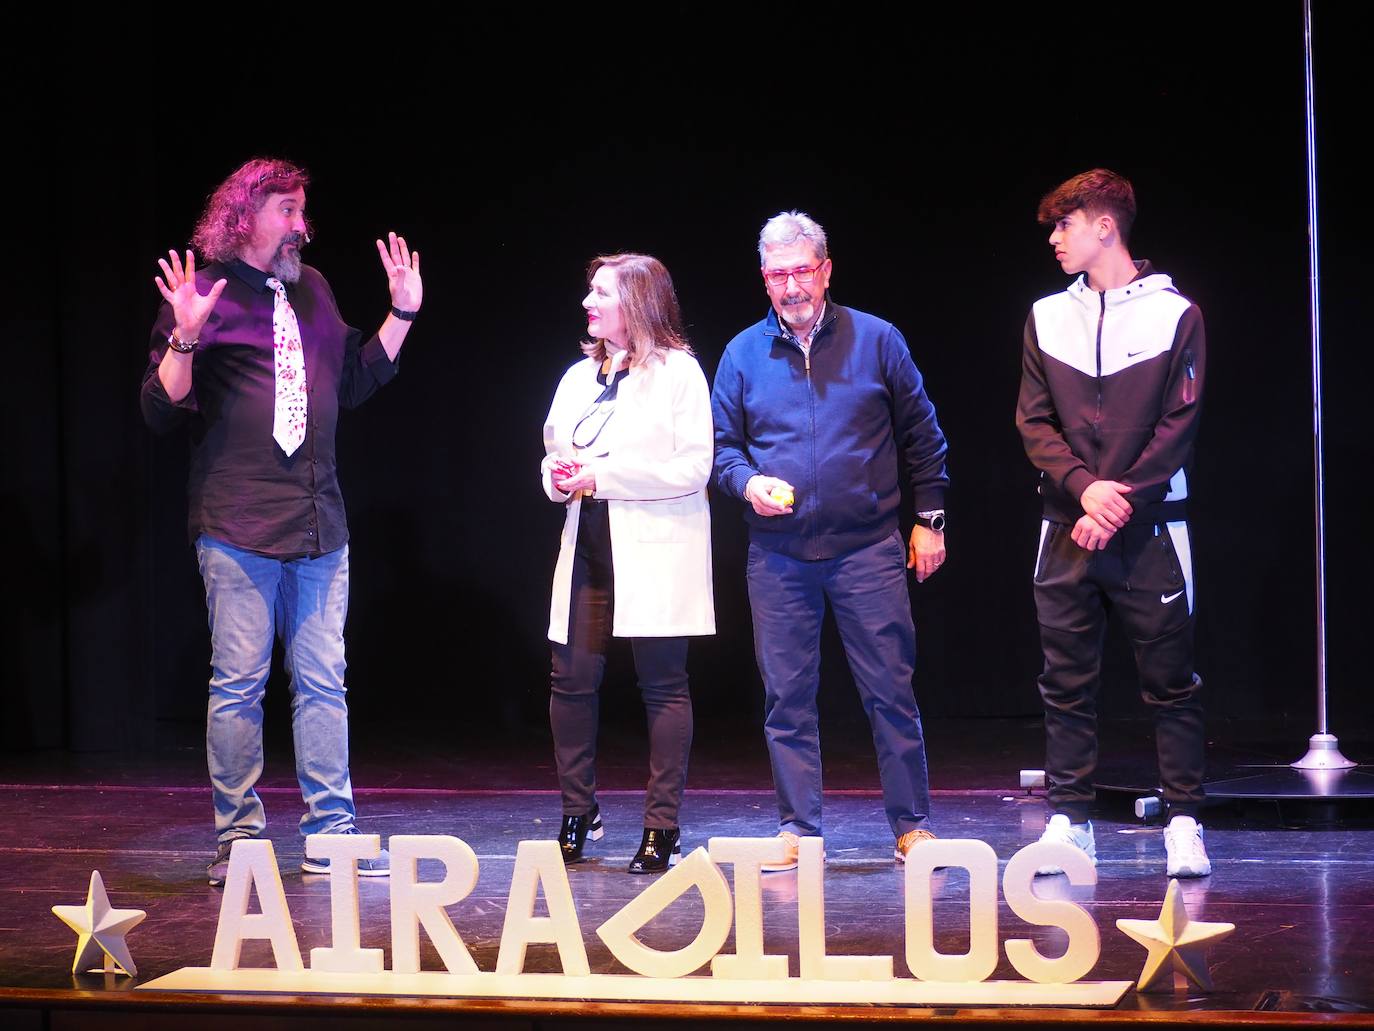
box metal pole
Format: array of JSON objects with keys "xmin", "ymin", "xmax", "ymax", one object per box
[{"xmin": 1293, "ymin": 0, "xmax": 1354, "ymax": 770}]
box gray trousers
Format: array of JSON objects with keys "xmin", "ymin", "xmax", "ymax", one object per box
[{"xmin": 550, "ymin": 500, "xmax": 693, "ymax": 829}]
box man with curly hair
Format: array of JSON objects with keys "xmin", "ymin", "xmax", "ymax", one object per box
[{"xmin": 140, "ymin": 157, "xmax": 423, "ymax": 885}]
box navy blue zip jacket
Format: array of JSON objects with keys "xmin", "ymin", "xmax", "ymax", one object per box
[{"xmin": 712, "ymin": 300, "xmax": 949, "ymax": 561}]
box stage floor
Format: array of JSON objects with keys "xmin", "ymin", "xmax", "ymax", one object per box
[{"xmin": 2, "ymin": 718, "xmax": 1371, "ymax": 1026}]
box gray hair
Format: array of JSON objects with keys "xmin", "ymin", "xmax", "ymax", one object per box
[{"xmin": 758, "ymin": 210, "xmax": 828, "ymax": 265}]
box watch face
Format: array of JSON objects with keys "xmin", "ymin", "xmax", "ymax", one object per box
[{"xmin": 931, "ymin": 513, "xmax": 946, "ymax": 532}]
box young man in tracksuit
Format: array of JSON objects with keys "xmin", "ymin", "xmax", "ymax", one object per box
[{"xmin": 1016, "ymin": 168, "xmax": 1211, "ymax": 878}]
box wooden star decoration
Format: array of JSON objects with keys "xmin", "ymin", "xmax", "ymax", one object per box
[
  {"xmin": 51, "ymin": 870, "xmax": 147, "ymax": 976},
  {"xmin": 1116, "ymin": 878, "xmax": 1234, "ymax": 992}
]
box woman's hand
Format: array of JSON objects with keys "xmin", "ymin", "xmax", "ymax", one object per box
[
  {"xmin": 550, "ymin": 458, "xmax": 579, "ymax": 492},
  {"xmin": 558, "ymin": 463, "xmax": 597, "ymax": 494}
]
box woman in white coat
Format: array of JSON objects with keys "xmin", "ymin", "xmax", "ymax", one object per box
[{"xmin": 541, "ymin": 253, "xmax": 714, "ymax": 874}]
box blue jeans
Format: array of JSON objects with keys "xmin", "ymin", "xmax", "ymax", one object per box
[
  {"xmin": 747, "ymin": 531, "xmax": 931, "ymax": 838},
  {"xmin": 196, "ymin": 535, "xmax": 357, "ymax": 843}
]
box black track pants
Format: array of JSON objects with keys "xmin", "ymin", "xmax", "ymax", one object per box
[{"xmin": 1032, "ymin": 519, "xmax": 1205, "ymax": 822}]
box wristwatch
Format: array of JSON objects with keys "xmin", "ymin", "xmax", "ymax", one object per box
[{"xmin": 914, "ymin": 509, "xmax": 946, "ymax": 532}]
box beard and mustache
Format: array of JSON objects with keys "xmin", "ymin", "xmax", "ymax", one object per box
[
  {"xmin": 269, "ymin": 231, "xmax": 308, "ymax": 283},
  {"xmin": 780, "ymin": 291, "xmax": 817, "ymax": 329}
]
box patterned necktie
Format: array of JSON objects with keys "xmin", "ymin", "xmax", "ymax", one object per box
[{"xmin": 266, "ymin": 276, "xmax": 308, "ymax": 456}]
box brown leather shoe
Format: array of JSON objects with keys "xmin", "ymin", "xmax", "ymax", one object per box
[{"xmin": 895, "ymin": 828, "xmax": 938, "ymax": 863}]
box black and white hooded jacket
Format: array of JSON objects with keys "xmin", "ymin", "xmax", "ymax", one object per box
[{"xmin": 1016, "ymin": 260, "xmax": 1205, "ymax": 527}]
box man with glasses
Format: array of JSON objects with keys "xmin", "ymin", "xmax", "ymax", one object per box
[
  {"xmin": 712, "ymin": 210, "xmax": 950, "ymax": 869},
  {"xmin": 140, "ymin": 157, "xmax": 422, "ymax": 885}
]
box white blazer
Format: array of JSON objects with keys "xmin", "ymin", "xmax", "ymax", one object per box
[{"xmin": 542, "ymin": 348, "xmax": 716, "ymax": 643}]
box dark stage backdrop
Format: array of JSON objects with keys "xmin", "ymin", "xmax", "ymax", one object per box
[{"xmin": 5, "ymin": 9, "xmax": 1369, "ymax": 754}]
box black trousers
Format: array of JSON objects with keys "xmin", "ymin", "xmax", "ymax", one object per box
[
  {"xmin": 1033, "ymin": 519, "xmax": 1205, "ymax": 822},
  {"xmin": 550, "ymin": 500, "xmax": 693, "ymax": 829}
]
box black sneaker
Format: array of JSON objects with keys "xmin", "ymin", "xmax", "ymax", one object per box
[
  {"xmin": 300, "ymin": 828, "xmax": 390, "ymax": 876},
  {"xmin": 208, "ymin": 836, "xmax": 257, "ymax": 886}
]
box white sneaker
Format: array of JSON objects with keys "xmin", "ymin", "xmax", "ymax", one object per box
[
  {"xmin": 1035, "ymin": 814, "xmax": 1096, "ymax": 875},
  {"xmin": 1164, "ymin": 815, "xmax": 1212, "ymax": 877}
]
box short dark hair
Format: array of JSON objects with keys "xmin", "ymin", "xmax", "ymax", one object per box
[{"xmin": 1037, "ymin": 168, "xmax": 1137, "ymax": 243}]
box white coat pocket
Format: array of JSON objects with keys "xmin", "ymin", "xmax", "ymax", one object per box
[{"xmin": 633, "ymin": 497, "xmax": 692, "ymax": 543}]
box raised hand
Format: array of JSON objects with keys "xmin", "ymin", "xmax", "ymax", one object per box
[
  {"xmin": 376, "ymin": 232, "xmax": 422, "ymax": 312},
  {"xmin": 154, "ymin": 250, "xmax": 227, "ymax": 342}
]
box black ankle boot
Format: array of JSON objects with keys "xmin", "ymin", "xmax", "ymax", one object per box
[
  {"xmin": 558, "ymin": 805, "xmax": 604, "ymax": 864},
  {"xmin": 628, "ymin": 826, "xmax": 681, "ymax": 874}
]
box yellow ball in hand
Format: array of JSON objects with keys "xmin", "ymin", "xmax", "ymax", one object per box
[{"xmin": 769, "ymin": 485, "xmax": 794, "ymax": 508}]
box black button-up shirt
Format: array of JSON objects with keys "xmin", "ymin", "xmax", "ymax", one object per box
[{"xmin": 141, "ymin": 259, "xmax": 398, "ymax": 558}]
